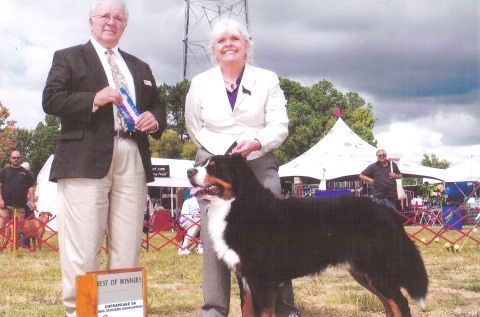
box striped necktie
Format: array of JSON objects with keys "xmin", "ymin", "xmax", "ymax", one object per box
[{"xmin": 105, "ymin": 49, "xmax": 129, "ymax": 131}]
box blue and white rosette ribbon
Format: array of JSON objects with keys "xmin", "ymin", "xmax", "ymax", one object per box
[{"xmin": 117, "ymin": 87, "xmax": 140, "ymax": 132}]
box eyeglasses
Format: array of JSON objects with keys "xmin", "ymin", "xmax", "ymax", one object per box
[
  {"xmin": 377, "ymin": 154, "xmax": 387, "ymax": 157},
  {"xmin": 11, "ymin": 157, "xmax": 21, "ymax": 160},
  {"xmin": 92, "ymin": 14, "xmax": 126, "ymax": 25}
]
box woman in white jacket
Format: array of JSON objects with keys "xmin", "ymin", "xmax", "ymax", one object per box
[{"xmin": 185, "ymin": 18, "xmax": 300, "ymax": 317}]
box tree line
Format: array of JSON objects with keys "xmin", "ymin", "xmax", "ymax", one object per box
[{"xmin": 0, "ymin": 78, "xmax": 449, "ymax": 178}]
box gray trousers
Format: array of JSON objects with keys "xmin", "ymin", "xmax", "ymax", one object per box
[{"xmin": 196, "ymin": 149, "xmax": 300, "ymax": 317}]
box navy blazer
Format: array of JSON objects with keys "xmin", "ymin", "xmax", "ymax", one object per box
[{"xmin": 42, "ymin": 41, "xmax": 166, "ymax": 182}]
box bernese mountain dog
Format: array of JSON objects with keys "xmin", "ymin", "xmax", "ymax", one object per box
[{"xmin": 187, "ymin": 154, "xmax": 428, "ymax": 317}]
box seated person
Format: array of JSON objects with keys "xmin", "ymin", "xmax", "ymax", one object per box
[{"xmin": 178, "ymin": 196, "xmax": 202, "ymax": 255}]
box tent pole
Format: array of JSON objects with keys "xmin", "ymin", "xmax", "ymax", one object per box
[{"xmin": 170, "ymin": 186, "xmax": 174, "ymax": 218}]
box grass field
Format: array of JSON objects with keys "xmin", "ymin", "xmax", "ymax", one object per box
[{"xmin": 1, "ymin": 227, "xmax": 479, "ymax": 317}]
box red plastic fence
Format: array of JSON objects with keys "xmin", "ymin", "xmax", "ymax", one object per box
[
  {"xmin": 399, "ymin": 206, "xmax": 480, "ymax": 247},
  {"xmin": 1, "ymin": 207, "xmax": 478, "ymax": 253},
  {"xmin": 141, "ymin": 211, "xmax": 202, "ymax": 252},
  {"xmin": 0, "ymin": 212, "xmax": 58, "ymax": 252}
]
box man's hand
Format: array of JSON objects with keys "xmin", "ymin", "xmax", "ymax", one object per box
[
  {"xmin": 389, "ymin": 172, "xmax": 401, "ymax": 179},
  {"xmin": 94, "ymin": 87, "xmax": 123, "ymax": 107},
  {"xmin": 135, "ymin": 111, "xmax": 158, "ymax": 132}
]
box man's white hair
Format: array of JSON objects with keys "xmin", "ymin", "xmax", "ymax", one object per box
[{"xmin": 89, "ymin": 0, "xmax": 129, "ymax": 23}]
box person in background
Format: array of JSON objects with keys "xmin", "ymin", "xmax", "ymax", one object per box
[
  {"xmin": 185, "ymin": 18, "xmax": 301, "ymax": 317},
  {"xmin": 20, "ymin": 162, "xmax": 36, "ymax": 247},
  {"xmin": 359, "ymin": 149, "xmax": 402, "ymax": 210},
  {"xmin": 178, "ymin": 196, "xmax": 203, "ymax": 255},
  {"xmin": 20, "ymin": 162, "xmax": 36, "ymax": 219},
  {"xmin": 144, "ymin": 194, "xmax": 154, "ymax": 233},
  {"xmin": 0, "ymin": 152, "xmax": 37, "ymax": 249},
  {"xmin": 42, "ymin": 0, "xmax": 166, "ymax": 315}
]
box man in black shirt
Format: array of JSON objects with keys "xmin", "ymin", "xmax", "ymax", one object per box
[
  {"xmin": 0, "ymin": 151, "xmax": 37, "ymax": 246},
  {"xmin": 359, "ymin": 149, "xmax": 402, "ymax": 210}
]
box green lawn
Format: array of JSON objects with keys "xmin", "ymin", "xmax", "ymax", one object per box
[{"xmin": 0, "ymin": 228, "xmax": 479, "ymax": 316}]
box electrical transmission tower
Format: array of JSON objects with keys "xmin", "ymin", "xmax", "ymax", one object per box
[{"xmin": 182, "ymin": 0, "xmax": 250, "ymax": 80}]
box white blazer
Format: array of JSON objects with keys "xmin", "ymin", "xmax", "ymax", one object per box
[{"xmin": 185, "ymin": 64, "xmax": 289, "ymax": 161}]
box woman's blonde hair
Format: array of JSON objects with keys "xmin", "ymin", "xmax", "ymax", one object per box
[{"xmin": 209, "ymin": 18, "xmax": 254, "ymax": 65}]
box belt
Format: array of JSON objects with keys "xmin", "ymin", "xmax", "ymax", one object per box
[{"xmin": 113, "ymin": 130, "xmax": 135, "ymax": 139}]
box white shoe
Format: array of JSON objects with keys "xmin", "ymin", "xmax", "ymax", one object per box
[
  {"xmin": 178, "ymin": 248, "xmax": 191, "ymax": 255},
  {"xmin": 196, "ymin": 245, "xmax": 203, "ymax": 254}
]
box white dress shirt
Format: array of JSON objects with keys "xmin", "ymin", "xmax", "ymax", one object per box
[{"xmin": 90, "ymin": 37, "xmax": 136, "ymax": 130}]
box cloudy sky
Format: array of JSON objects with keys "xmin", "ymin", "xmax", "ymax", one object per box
[{"xmin": 1, "ymin": 0, "xmax": 479, "ymax": 166}]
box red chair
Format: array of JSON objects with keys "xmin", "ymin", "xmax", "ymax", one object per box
[{"xmin": 142, "ymin": 209, "xmax": 187, "ymax": 251}]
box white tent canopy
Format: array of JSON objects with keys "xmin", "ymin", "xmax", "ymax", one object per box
[
  {"xmin": 148, "ymin": 158, "xmax": 195, "ymax": 188},
  {"xmin": 396, "ymin": 160, "xmax": 445, "ymax": 181},
  {"xmin": 279, "ymin": 118, "xmax": 445, "ymax": 181},
  {"xmin": 36, "ymin": 155, "xmax": 58, "ymax": 230},
  {"xmin": 279, "ymin": 118, "xmax": 378, "ymax": 180},
  {"xmin": 443, "ymin": 158, "xmax": 480, "ymax": 182},
  {"xmin": 36, "ymin": 155, "xmax": 195, "ymax": 225}
]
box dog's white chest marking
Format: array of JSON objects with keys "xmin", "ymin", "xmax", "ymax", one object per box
[{"xmin": 207, "ymin": 201, "xmax": 241, "ymax": 271}]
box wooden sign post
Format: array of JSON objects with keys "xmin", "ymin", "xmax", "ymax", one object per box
[{"xmin": 76, "ymin": 267, "xmax": 148, "ymax": 317}]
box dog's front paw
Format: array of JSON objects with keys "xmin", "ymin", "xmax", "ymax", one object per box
[{"xmin": 223, "ymin": 249, "xmax": 241, "ymax": 270}]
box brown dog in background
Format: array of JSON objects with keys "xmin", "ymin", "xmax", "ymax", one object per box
[{"xmin": 20, "ymin": 211, "xmax": 53, "ymax": 250}]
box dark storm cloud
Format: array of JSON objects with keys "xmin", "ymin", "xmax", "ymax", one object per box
[
  {"xmin": 251, "ymin": 1, "xmax": 479, "ymax": 97},
  {"xmin": 1, "ymin": 0, "xmax": 478, "ymax": 163},
  {"xmin": 247, "ymin": 0, "xmax": 479, "ymax": 144}
]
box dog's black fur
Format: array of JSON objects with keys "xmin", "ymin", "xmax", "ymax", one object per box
[{"xmin": 188, "ymin": 154, "xmax": 428, "ymax": 317}]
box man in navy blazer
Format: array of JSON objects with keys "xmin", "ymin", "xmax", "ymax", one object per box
[
  {"xmin": 42, "ymin": 1, "xmax": 166, "ymax": 315},
  {"xmin": 43, "ymin": 40, "xmax": 164, "ymax": 181}
]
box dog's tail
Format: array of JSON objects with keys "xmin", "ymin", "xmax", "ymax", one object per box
[{"xmin": 399, "ymin": 234, "xmax": 429, "ymax": 309}]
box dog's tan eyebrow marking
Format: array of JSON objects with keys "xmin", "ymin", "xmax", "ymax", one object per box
[{"xmin": 206, "ymin": 176, "xmax": 231, "ymax": 189}]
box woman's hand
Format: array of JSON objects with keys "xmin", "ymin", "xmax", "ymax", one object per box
[{"xmin": 230, "ymin": 139, "xmax": 261, "ymax": 157}]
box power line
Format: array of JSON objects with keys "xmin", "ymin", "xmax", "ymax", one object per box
[{"xmin": 182, "ymin": 0, "xmax": 249, "ymax": 80}]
